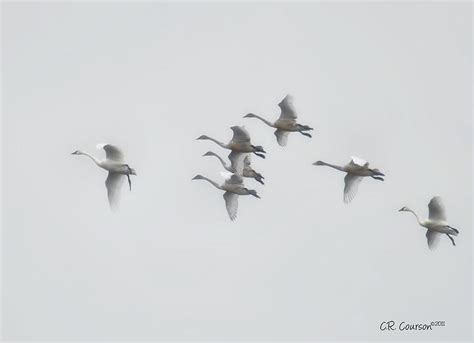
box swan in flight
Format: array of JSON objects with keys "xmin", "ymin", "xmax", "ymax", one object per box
[
  {"xmin": 202, "ymin": 151, "xmax": 265, "ymax": 185},
  {"xmin": 72, "ymin": 144, "xmax": 136, "ymax": 210},
  {"xmin": 243, "ymin": 94, "xmax": 314, "ymax": 146},
  {"xmin": 399, "ymin": 196, "xmax": 459, "ymax": 249},
  {"xmin": 313, "ymin": 156, "xmax": 385, "ymax": 203},
  {"xmin": 197, "ymin": 126, "xmax": 266, "ymax": 159},
  {"xmin": 192, "ymin": 173, "xmax": 260, "ymax": 221}
]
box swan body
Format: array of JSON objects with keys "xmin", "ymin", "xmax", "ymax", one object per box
[
  {"xmin": 313, "ymin": 156, "xmax": 385, "ymax": 203},
  {"xmin": 399, "ymin": 196, "xmax": 459, "ymax": 249},
  {"xmin": 203, "ymin": 151, "xmax": 265, "ymax": 185},
  {"xmin": 72, "ymin": 144, "xmax": 136, "ymax": 210},
  {"xmin": 243, "ymin": 94, "xmax": 314, "ymax": 146},
  {"xmin": 240, "ymin": 154, "xmax": 265, "ymax": 185},
  {"xmin": 192, "ymin": 173, "xmax": 260, "ymax": 221},
  {"xmin": 197, "ymin": 126, "xmax": 266, "ymax": 158}
]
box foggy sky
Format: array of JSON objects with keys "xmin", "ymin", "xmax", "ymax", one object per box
[{"xmin": 2, "ymin": 2, "xmax": 472, "ymax": 341}]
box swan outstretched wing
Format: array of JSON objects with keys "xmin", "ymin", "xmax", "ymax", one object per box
[
  {"xmin": 428, "ymin": 196, "xmax": 446, "ymax": 221},
  {"xmin": 278, "ymin": 94, "xmax": 297, "ymax": 120},
  {"xmin": 349, "ymin": 156, "xmax": 368, "ymax": 167},
  {"xmin": 223, "ymin": 191, "xmax": 239, "ymax": 221},
  {"xmin": 343, "ymin": 174, "xmax": 363, "ymax": 203},
  {"xmin": 220, "ymin": 171, "xmax": 234, "ymax": 181},
  {"xmin": 274, "ymin": 129, "xmax": 289, "ymax": 146},
  {"xmin": 97, "ymin": 144, "xmax": 124, "ymax": 162},
  {"xmin": 426, "ymin": 230, "xmax": 441, "ymax": 250},
  {"xmin": 105, "ymin": 172, "xmax": 125, "ymax": 211},
  {"xmin": 243, "ymin": 154, "xmax": 252, "ymax": 168},
  {"xmin": 225, "ymin": 174, "xmax": 244, "ymax": 185},
  {"xmin": 228, "ymin": 151, "xmax": 246, "ymax": 175},
  {"xmin": 230, "ymin": 126, "xmax": 251, "ymax": 143}
]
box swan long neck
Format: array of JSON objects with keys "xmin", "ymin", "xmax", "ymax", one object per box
[
  {"xmin": 249, "ymin": 114, "xmax": 275, "ymax": 128},
  {"xmin": 198, "ymin": 176, "xmax": 222, "ymax": 190},
  {"xmin": 78, "ymin": 151, "xmax": 101, "ymax": 166},
  {"xmin": 206, "ymin": 137, "xmax": 227, "ymax": 148},
  {"xmin": 405, "ymin": 208, "xmax": 422, "ymax": 225},
  {"xmin": 208, "ymin": 153, "xmax": 228, "ymax": 169},
  {"xmin": 318, "ymin": 161, "xmax": 345, "ymax": 172}
]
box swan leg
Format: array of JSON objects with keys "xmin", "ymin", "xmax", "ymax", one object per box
[
  {"xmin": 121, "ymin": 164, "xmax": 133, "ymax": 191},
  {"xmin": 299, "ymin": 131, "xmax": 312, "ymax": 138},
  {"xmin": 448, "ymin": 226, "xmax": 459, "ymax": 234},
  {"xmin": 372, "ymin": 176, "xmax": 385, "ymax": 181},
  {"xmin": 446, "ymin": 234, "xmax": 456, "ymax": 246}
]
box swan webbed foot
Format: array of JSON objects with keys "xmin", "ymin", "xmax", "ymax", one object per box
[
  {"xmin": 256, "ymin": 178, "xmax": 265, "ymax": 185},
  {"xmin": 299, "ymin": 131, "xmax": 312, "ymax": 138},
  {"xmin": 372, "ymin": 176, "xmax": 385, "ymax": 181},
  {"xmin": 448, "ymin": 226, "xmax": 459, "ymax": 234},
  {"xmin": 447, "ymin": 234, "xmax": 456, "ymax": 246},
  {"xmin": 254, "ymin": 152, "xmax": 266, "ymax": 159}
]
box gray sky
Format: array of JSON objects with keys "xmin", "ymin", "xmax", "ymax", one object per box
[{"xmin": 2, "ymin": 2, "xmax": 472, "ymax": 341}]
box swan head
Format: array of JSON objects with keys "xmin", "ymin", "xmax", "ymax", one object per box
[
  {"xmin": 243, "ymin": 113, "xmax": 257, "ymax": 118},
  {"xmin": 71, "ymin": 150, "xmax": 83, "ymax": 155},
  {"xmin": 246, "ymin": 188, "xmax": 260, "ymax": 198},
  {"xmin": 313, "ymin": 160, "xmax": 324, "ymax": 166},
  {"xmin": 196, "ymin": 135, "xmax": 209, "ymax": 140},
  {"xmin": 192, "ymin": 175, "xmax": 205, "ymax": 181},
  {"xmin": 202, "ymin": 151, "xmax": 216, "ymax": 157},
  {"xmin": 398, "ymin": 206, "xmax": 410, "ymax": 212}
]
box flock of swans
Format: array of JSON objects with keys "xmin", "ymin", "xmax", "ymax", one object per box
[{"xmin": 72, "ymin": 94, "xmax": 460, "ymax": 250}]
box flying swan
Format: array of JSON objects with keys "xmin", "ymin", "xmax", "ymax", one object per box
[
  {"xmin": 72, "ymin": 144, "xmax": 136, "ymax": 210},
  {"xmin": 202, "ymin": 151, "xmax": 265, "ymax": 185},
  {"xmin": 399, "ymin": 196, "xmax": 459, "ymax": 249},
  {"xmin": 192, "ymin": 173, "xmax": 260, "ymax": 221},
  {"xmin": 197, "ymin": 126, "xmax": 266, "ymax": 159},
  {"xmin": 244, "ymin": 94, "xmax": 314, "ymax": 146},
  {"xmin": 313, "ymin": 156, "xmax": 385, "ymax": 203}
]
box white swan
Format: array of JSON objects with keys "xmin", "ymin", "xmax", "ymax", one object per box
[
  {"xmin": 243, "ymin": 94, "xmax": 314, "ymax": 146},
  {"xmin": 240, "ymin": 154, "xmax": 265, "ymax": 185},
  {"xmin": 72, "ymin": 144, "xmax": 136, "ymax": 210},
  {"xmin": 313, "ymin": 156, "xmax": 385, "ymax": 203},
  {"xmin": 192, "ymin": 173, "xmax": 260, "ymax": 221},
  {"xmin": 202, "ymin": 151, "xmax": 265, "ymax": 185},
  {"xmin": 399, "ymin": 196, "xmax": 459, "ymax": 249},
  {"xmin": 197, "ymin": 126, "xmax": 266, "ymax": 159}
]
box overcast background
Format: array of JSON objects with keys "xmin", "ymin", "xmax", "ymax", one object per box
[{"xmin": 1, "ymin": 2, "xmax": 472, "ymax": 341}]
